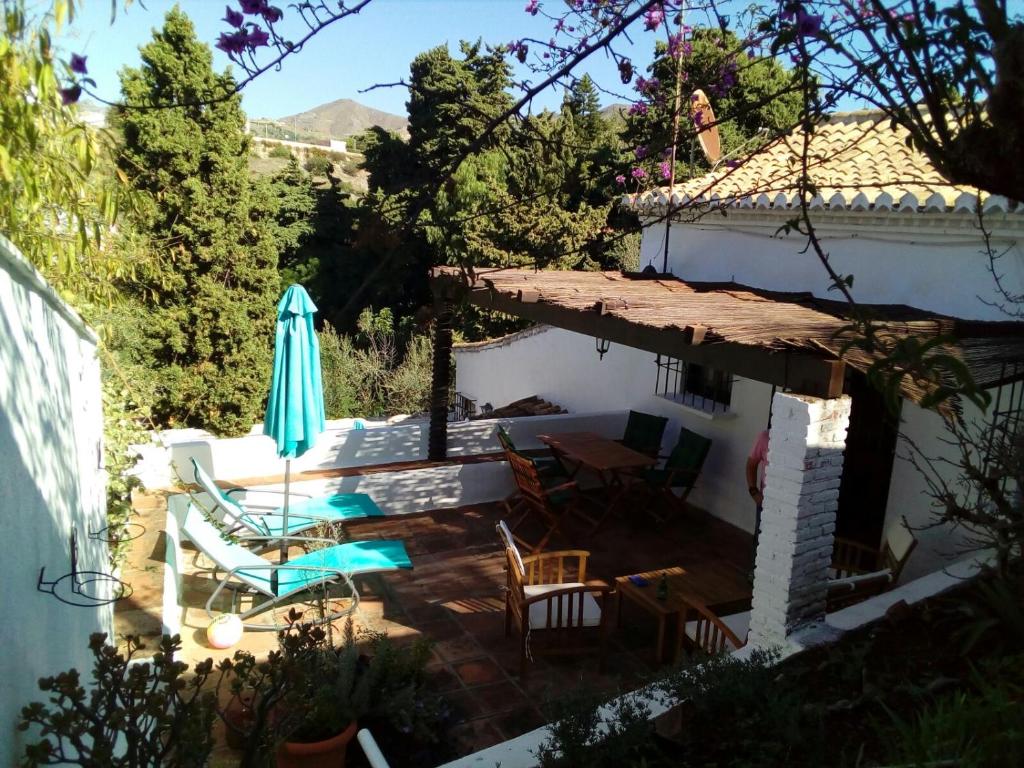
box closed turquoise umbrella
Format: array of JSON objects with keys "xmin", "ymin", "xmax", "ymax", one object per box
[{"xmin": 264, "ymin": 284, "xmax": 325, "ymax": 562}]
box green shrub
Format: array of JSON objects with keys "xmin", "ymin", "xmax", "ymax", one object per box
[
  {"xmin": 304, "ymin": 153, "xmax": 332, "ymax": 176},
  {"xmin": 318, "ymin": 311, "xmax": 432, "ymax": 419},
  {"xmin": 267, "ymin": 144, "xmax": 293, "ymax": 159}
]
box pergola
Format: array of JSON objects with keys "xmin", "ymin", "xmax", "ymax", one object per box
[{"xmin": 426, "ymin": 266, "xmax": 1024, "ymax": 459}]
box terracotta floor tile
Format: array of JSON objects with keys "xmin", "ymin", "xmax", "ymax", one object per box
[
  {"xmin": 434, "ymin": 634, "xmax": 483, "ymax": 663},
  {"xmin": 453, "ymin": 657, "xmax": 505, "ymax": 687},
  {"xmin": 425, "ymin": 665, "xmax": 462, "ymax": 693},
  {"xmin": 467, "ymin": 680, "xmax": 527, "ymax": 716}
]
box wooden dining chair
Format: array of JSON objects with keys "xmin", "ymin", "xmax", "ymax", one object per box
[
  {"xmin": 497, "ymin": 521, "xmax": 613, "ymax": 679},
  {"xmin": 641, "ymin": 427, "xmax": 713, "ymax": 522},
  {"xmin": 620, "ymin": 410, "xmax": 670, "ymax": 458},
  {"xmin": 503, "ymin": 449, "xmax": 581, "ymax": 553},
  {"xmin": 831, "ymin": 522, "xmax": 917, "ymax": 583},
  {"xmin": 677, "ymin": 600, "xmax": 748, "ymax": 658}
]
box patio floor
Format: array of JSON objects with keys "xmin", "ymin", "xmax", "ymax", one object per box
[{"xmin": 119, "ymin": 492, "xmax": 753, "ymax": 765}]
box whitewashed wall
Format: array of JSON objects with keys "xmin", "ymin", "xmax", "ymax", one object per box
[
  {"xmin": 0, "ymin": 235, "xmax": 111, "ymax": 764},
  {"xmin": 885, "ymin": 393, "xmax": 1005, "ymax": 581},
  {"xmin": 642, "ymin": 213, "xmax": 1024, "ymax": 321},
  {"xmin": 455, "ymin": 325, "xmax": 773, "ymax": 534}
]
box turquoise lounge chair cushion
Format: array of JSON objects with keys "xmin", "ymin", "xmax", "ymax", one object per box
[
  {"xmin": 244, "ymin": 493, "xmax": 384, "ymax": 537},
  {"xmin": 191, "ymin": 458, "xmax": 382, "ymax": 538},
  {"xmin": 238, "ymin": 540, "xmax": 413, "ymax": 597}
]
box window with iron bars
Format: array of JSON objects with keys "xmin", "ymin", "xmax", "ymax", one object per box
[
  {"xmin": 980, "ymin": 361, "xmax": 1024, "ymax": 494},
  {"xmin": 655, "ymin": 356, "xmax": 733, "ymax": 414},
  {"xmin": 448, "ymin": 391, "xmax": 477, "ymax": 422}
]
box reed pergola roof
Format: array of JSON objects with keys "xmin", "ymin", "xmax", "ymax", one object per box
[{"xmin": 431, "ymin": 266, "xmax": 1024, "ymax": 404}]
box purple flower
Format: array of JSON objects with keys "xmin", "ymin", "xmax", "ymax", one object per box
[
  {"xmin": 60, "ymin": 85, "xmax": 82, "ymax": 105},
  {"xmin": 644, "ymin": 6, "xmax": 664, "ymax": 31},
  {"xmin": 223, "ymin": 6, "xmax": 244, "ymax": 27},
  {"xmin": 659, "ymin": 161, "xmax": 672, "ymax": 180},
  {"xmin": 796, "ymin": 9, "xmax": 823, "ymax": 36},
  {"xmin": 239, "ymin": 0, "xmax": 266, "ymax": 14},
  {"xmin": 69, "ymin": 53, "xmax": 87, "ymax": 74},
  {"xmin": 631, "ymin": 167, "xmax": 647, "ymax": 180},
  {"xmin": 693, "ymin": 110, "xmax": 704, "ymax": 128},
  {"xmin": 627, "ymin": 102, "xmax": 648, "ymax": 116},
  {"xmin": 245, "ymin": 26, "xmax": 270, "ymax": 48},
  {"xmin": 261, "ymin": 5, "xmax": 283, "ymax": 23},
  {"xmin": 525, "ymin": 0, "xmax": 539, "ymax": 16},
  {"xmin": 634, "ymin": 145, "xmax": 648, "ymax": 160},
  {"xmin": 725, "ymin": 159, "xmax": 740, "ymax": 168},
  {"xmin": 216, "ymin": 31, "xmax": 247, "ymax": 55},
  {"xmin": 615, "ymin": 174, "xmax": 627, "ymax": 186}
]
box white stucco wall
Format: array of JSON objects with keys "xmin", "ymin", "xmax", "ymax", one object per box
[
  {"xmin": 455, "ymin": 325, "xmax": 773, "ymax": 535},
  {"xmin": 0, "ymin": 235, "xmax": 111, "ymax": 764},
  {"xmin": 642, "ymin": 213, "xmax": 1024, "ymax": 321},
  {"xmin": 884, "ymin": 392, "xmax": 1008, "ymax": 582}
]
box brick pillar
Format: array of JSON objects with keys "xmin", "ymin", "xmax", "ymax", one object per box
[{"xmin": 748, "ymin": 391, "xmax": 851, "ymax": 648}]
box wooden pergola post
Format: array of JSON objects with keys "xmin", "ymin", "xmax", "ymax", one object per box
[{"xmin": 428, "ymin": 292, "xmax": 454, "ymax": 461}]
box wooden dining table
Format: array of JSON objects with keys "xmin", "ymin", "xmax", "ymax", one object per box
[{"xmin": 537, "ymin": 431, "xmax": 656, "ymax": 528}]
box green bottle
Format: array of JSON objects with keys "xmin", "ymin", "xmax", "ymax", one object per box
[{"xmin": 656, "ymin": 573, "xmax": 668, "ymax": 601}]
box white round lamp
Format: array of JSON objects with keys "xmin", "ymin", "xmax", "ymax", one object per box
[{"xmin": 207, "ymin": 614, "xmax": 244, "ymax": 649}]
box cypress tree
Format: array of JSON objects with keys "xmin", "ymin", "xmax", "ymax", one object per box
[{"xmin": 114, "ymin": 7, "xmax": 279, "ymax": 435}]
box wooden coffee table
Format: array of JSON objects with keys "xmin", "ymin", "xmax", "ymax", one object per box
[{"xmin": 616, "ymin": 563, "xmax": 752, "ymax": 663}]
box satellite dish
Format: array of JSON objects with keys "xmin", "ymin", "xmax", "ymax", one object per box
[{"xmin": 690, "ymin": 89, "xmax": 721, "ymax": 164}]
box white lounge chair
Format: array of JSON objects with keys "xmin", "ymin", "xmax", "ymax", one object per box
[
  {"xmin": 190, "ymin": 457, "xmax": 383, "ymax": 541},
  {"xmin": 182, "ymin": 504, "xmax": 411, "ymax": 630}
]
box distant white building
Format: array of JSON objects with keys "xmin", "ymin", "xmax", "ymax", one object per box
[{"xmin": 0, "ymin": 235, "xmax": 112, "ymax": 763}]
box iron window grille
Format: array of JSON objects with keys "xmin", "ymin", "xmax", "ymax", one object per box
[
  {"xmin": 655, "ymin": 356, "xmax": 733, "ymax": 414},
  {"xmin": 980, "ymin": 361, "xmax": 1024, "ymax": 495},
  {"xmin": 448, "ymin": 391, "xmax": 477, "ymax": 422}
]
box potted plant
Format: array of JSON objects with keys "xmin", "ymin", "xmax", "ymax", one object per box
[{"xmin": 217, "ymin": 609, "xmax": 442, "ymax": 768}]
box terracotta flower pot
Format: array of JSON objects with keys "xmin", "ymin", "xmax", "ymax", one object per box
[
  {"xmin": 276, "ymin": 720, "xmax": 358, "ymax": 768},
  {"xmin": 223, "ymin": 693, "xmax": 256, "ymax": 751}
]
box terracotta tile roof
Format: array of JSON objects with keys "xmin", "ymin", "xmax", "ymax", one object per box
[{"xmin": 628, "ymin": 110, "xmax": 1021, "ymax": 215}]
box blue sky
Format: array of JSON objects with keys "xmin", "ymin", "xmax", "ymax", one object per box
[{"xmin": 60, "ymin": 0, "xmax": 660, "ymax": 119}]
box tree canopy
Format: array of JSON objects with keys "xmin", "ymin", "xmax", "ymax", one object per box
[{"xmin": 114, "ymin": 7, "xmax": 279, "ymax": 435}]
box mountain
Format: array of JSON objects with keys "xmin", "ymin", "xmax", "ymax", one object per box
[
  {"xmin": 600, "ymin": 102, "xmax": 629, "ymax": 128},
  {"xmin": 277, "ymin": 99, "xmax": 408, "ymax": 140}
]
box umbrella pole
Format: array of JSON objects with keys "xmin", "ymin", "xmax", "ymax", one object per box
[{"xmin": 280, "ymin": 459, "xmax": 291, "ymax": 564}]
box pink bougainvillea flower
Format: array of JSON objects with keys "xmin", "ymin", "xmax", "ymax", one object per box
[
  {"xmin": 796, "ymin": 9, "xmax": 823, "ymax": 36},
  {"xmin": 615, "ymin": 174, "xmax": 627, "ymax": 185},
  {"xmin": 525, "ymin": 0, "xmax": 539, "ymax": 16},
  {"xmin": 245, "ymin": 26, "xmax": 270, "ymax": 48},
  {"xmin": 69, "ymin": 53, "xmax": 88, "ymax": 74},
  {"xmin": 239, "ymin": 0, "xmax": 266, "ymax": 14},
  {"xmin": 216, "ymin": 30, "xmax": 247, "ymax": 55},
  {"xmin": 627, "ymin": 102, "xmax": 648, "ymax": 116},
  {"xmin": 644, "ymin": 6, "xmax": 664, "ymax": 31},
  {"xmin": 631, "ymin": 167, "xmax": 647, "ymax": 180},
  {"xmin": 659, "ymin": 161, "xmax": 671, "ymax": 179},
  {"xmin": 262, "ymin": 5, "xmax": 283, "ymax": 23},
  {"xmin": 223, "ymin": 6, "xmax": 244, "ymax": 27},
  {"xmin": 60, "ymin": 85, "xmax": 82, "ymax": 105}
]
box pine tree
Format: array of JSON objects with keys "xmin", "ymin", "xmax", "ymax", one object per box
[{"xmin": 114, "ymin": 7, "xmax": 280, "ymax": 435}]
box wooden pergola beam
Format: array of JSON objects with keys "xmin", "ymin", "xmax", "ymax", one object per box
[{"xmin": 436, "ymin": 275, "xmax": 845, "ymax": 399}]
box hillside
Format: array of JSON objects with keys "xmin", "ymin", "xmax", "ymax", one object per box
[{"xmin": 278, "ymin": 98, "xmax": 408, "ymax": 139}]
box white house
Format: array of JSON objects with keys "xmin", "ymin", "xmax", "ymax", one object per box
[
  {"xmin": 0, "ymin": 235, "xmax": 113, "ymax": 763},
  {"xmin": 441, "ymin": 111, "xmax": 1024, "ymax": 593}
]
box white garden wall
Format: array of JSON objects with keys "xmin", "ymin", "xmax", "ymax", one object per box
[
  {"xmin": 0, "ymin": 235, "xmax": 111, "ymax": 764},
  {"xmin": 455, "ymin": 325, "xmax": 774, "ymax": 534},
  {"xmin": 643, "ymin": 214, "xmax": 1024, "ymax": 321},
  {"xmin": 148, "ymin": 411, "xmax": 628, "ymax": 488}
]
